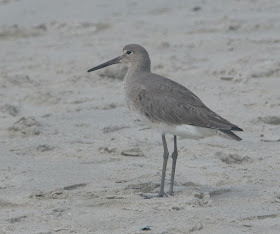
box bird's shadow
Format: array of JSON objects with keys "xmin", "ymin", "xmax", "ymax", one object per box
[{"xmin": 125, "ymin": 181, "xmax": 234, "ymax": 200}]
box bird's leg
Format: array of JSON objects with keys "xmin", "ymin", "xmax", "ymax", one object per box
[
  {"xmin": 169, "ymin": 135, "xmax": 178, "ymax": 195},
  {"xmin": 141, "ymin": 133, "xmax": 169, "ymax": 199},
  {"xmin": 158, "ymin": 133, "xmax": 169, "ymax": 196}
]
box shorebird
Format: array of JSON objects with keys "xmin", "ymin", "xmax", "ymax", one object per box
[{"xmin": 88, "ymin": 44, "xmax": 242, "ymax": 198}]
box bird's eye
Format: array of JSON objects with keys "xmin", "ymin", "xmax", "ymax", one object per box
[{"xmin": 126, "ymin": 51, "xmax": 132, "ymax": 55}]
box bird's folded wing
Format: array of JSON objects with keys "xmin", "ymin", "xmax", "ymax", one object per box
[{"xmin": 136, "ymin": 78, "xmax": 240, "ymax": 131}]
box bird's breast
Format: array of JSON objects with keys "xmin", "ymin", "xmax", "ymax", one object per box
[{"xmin": 124, "ymin": 80, "xmax": 152, "ymax": 123}]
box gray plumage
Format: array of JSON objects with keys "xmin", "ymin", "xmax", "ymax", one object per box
[
  {"xmin": 88, "ymin": 44, "xmax": 243, "ymax": 198},
  {"xmin": 122, "ymin": 44, "xmax": 242, "ymax": 141}
]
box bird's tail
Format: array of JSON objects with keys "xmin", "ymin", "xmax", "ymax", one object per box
[{"xmin": 219, "ymin": 130, "xmax": 242, "ymax": 141}]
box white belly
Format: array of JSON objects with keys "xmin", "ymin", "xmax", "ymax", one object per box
[
  {"xmin": 151, "ymin": 122, "xmax": 218, "ymax": 139},
  {"xmin": 131, "ymin": 110, "xmax": 218, "ymax": 139}
]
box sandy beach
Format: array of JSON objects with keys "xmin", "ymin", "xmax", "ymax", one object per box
[{"xmin": 1, "ymin": 0, "xmax": 280, "ymax": 233}]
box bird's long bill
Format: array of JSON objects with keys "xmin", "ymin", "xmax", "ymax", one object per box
[{"xmin": 87, "ymin": 56, "xmax": 121, "ymax": 72}]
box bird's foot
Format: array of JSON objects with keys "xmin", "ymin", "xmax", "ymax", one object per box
[
  {"xmin": 168, "ymin": 191, "xmax": 174, "ymax": 196},
  {"xmin": 140, "ymin": 192, "xmax": 168, "ymax": 199}
]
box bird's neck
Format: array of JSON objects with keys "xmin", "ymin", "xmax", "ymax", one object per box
[
  {"xmin": 128, "ymin": 60, "xmax": 151, "ymax": 74},
  {"xmin": 125, "ymin": 65, "xmax": 150, "ymax": 84}
]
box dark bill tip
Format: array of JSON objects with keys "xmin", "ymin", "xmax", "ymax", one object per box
[{"xmin": 87, "ymin": 56, "xmax": 121, "ymax": 72}]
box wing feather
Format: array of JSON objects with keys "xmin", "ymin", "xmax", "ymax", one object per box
[{"xmin": 134, "ymin": 73, "xmax": 241, "ymax": 131}]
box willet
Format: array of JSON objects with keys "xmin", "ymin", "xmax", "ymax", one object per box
[{"xmin": 88, "ymin": 44, "xmax": 243, "ymax": 198}]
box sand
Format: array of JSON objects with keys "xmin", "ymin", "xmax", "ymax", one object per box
[{"xmin": 1, "ymin": 0, "xmax": 280, "ymax": 233}]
